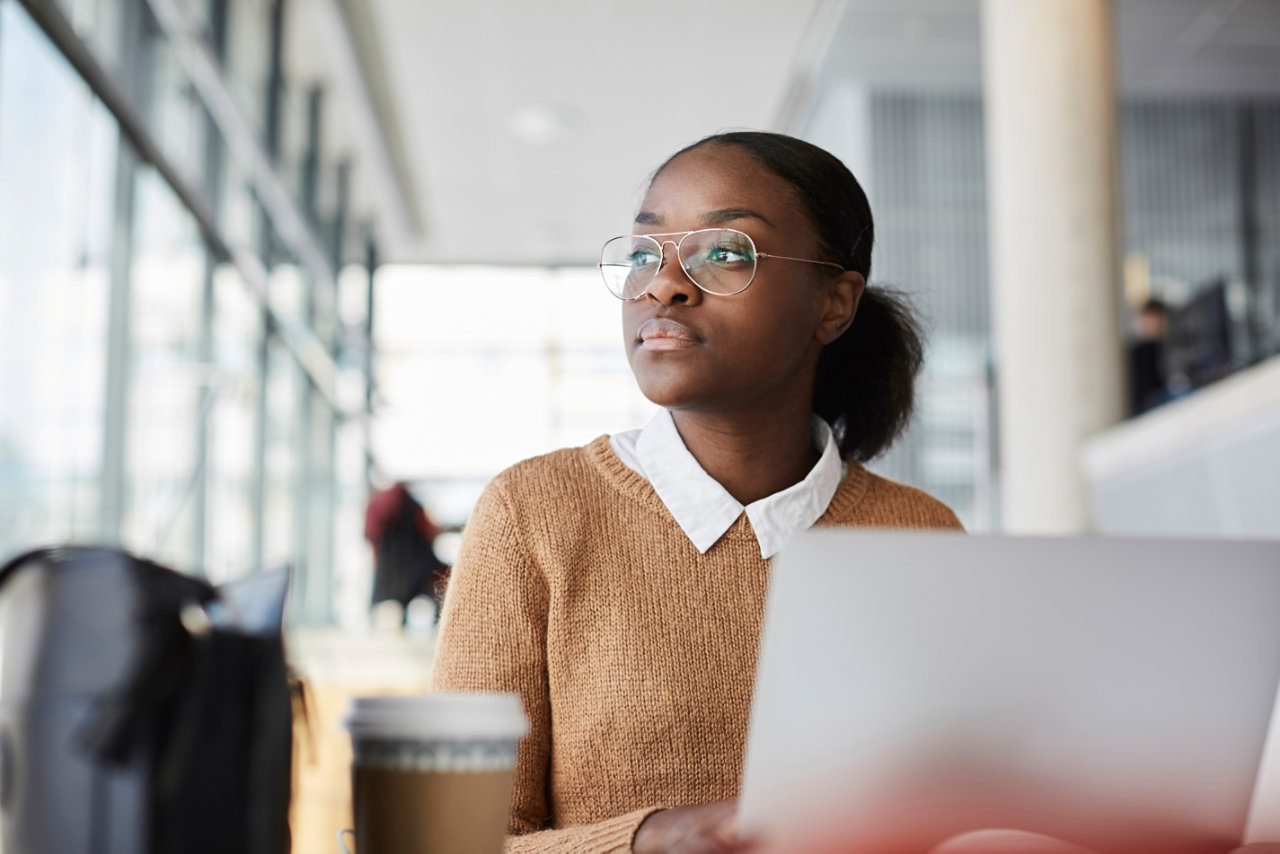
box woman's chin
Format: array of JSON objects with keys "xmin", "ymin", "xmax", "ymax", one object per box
[{"xmin": 632, "ymin": 379, "xmax": 711, "ymax": 412}]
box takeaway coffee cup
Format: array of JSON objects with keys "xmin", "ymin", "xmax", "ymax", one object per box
[{"xmin": 343, "ymin": 693, "xmax": 528, "ymax": 854}]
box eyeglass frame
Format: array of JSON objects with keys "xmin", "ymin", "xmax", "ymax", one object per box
[{"xmin": 597, "ymin": 227, "xmax": 846, "ymax": 301}]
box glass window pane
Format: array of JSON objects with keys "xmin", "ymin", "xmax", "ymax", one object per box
[
  {"xmin": 372, "ymin": 265, "xmax": 653, "ymax": 527},
  {"xmin": 141, "ymin": 17, "xmax": 210, "ymax": 192},
  {"xmin": 207, "ymin": 262, "xmax": 262, "ymax": 581},
  {"xmin": 121, "ymin": 167, "xmax": 207, "ymax": 568},
  {"xmin": 0, "ymin": 1, "xmax": 118, "ymax": 555},
  {"xmin": 262, "ymin": 337, "xmax": 298, "ymax": 569}
]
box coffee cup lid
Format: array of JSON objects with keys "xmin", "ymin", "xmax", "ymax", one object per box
[{"xmin": 343, "ymin": 692, "xmax": 529, "ymax": 741}]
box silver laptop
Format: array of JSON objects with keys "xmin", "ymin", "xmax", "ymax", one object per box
[{"xmin": 740, "ymin": 532, "xmax": 1280, "ymax": 854}]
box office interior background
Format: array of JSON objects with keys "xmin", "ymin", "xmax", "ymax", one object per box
[
  {"xmin": 3, "ymin": 0, "xmax": 1279, "ymax": 849},
  {"xmin": 2, "ymin": 0, "xmax": 1279, "ymax": 625}
]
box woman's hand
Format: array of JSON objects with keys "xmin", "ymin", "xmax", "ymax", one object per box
[{"xmin": 633, "ymin": 799, "xmax": 752, "ymax": 854}]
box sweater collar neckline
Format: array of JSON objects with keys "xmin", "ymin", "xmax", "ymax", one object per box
[{"xmin": 609, "ymin": 409, "xmax": 847, "ymax": 559}]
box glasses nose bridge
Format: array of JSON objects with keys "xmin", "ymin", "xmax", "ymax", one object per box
[
  {"xmin": 649, "ymin": 235, "xmax": 696, "ymax": 280},
  {"xmin": 654, "ymin": 237, "xmax": 683, "ymax": 271},
  {"xmin": 642, "ymin": 234, "xmax": 700, "ymax": 301}
]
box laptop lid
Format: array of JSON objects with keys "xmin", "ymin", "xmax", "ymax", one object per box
[{"xmin": 740, "ymin": 532, "xmax": 1280, "ymax": 854}]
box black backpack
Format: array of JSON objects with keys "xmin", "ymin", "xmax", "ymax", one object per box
[{"xmin": 0, "ymin": 546, "xmax": 292, "ymax": 854}]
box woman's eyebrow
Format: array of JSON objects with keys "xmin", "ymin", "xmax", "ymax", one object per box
[
  {"xmin": 632, "ymin": 208, "xmax": 776, "ymax": 228},
  {"xmin": 702, "ymin": 208, "xmax": 775, "ymax": 228}
]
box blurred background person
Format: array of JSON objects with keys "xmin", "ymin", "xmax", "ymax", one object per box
[
  {"xmin": 1128, "ymin": 298, "xmax": 1170, "ymax": 415},
  {"xmin": 364, "ymin": 481, "xmax": 449, "ymax": 627}
]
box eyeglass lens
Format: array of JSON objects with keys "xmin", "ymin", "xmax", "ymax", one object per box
[{"xmin": 599, "ymin": 229, "xmax": 758, "ymax": 299}]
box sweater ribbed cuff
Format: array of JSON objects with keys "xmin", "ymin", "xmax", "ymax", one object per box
[
  {"xmin": 503, "ymin": 806, "xmax": 662, "ymax": 854},
  {"xmin": 581, "ymin": 806, "xmax": 662, "ymax": 852}
]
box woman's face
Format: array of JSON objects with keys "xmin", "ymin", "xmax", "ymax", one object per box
[{"xmin": 622, "ymin": 144, "xmax": 857, "ymax": 416}]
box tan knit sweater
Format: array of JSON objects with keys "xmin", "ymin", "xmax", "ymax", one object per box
[{"xmin": 431, "ymin": 436, "xmax": 963, "ymax": 853}]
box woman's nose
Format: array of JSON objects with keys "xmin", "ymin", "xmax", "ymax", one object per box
[{"xmin": 643, "ymin": 242, "xmax": 703, "ymax": 306}]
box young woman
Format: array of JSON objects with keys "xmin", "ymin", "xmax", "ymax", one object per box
[{"xmin": 430, "ymin": 131, "xmax": 963, "ymax": 853}]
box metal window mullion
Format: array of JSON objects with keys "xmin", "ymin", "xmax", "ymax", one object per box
[
  {"xmin": 362, "ymin": 225, "xmax": 378, "ymax": 488},
  {"xmin": 312, "ymin": 156, "xmax": 349, "ymax": 625},
  {"xmin": 192, "ymin": 0, "xmax": 229, "ymax": 575},
  {"xmin": 249, "ymin": 0, "xmax": 286, "ymax": 574},
  {"xmin": 98, "ymin": 0, "xmax": 145, "ymax": 544},
  {"xmin": 332, "ymin": 160, "xmax": 349, "ymax": 301},
  {"xmin": 316, "ymin": 99, "xmax": 345, "ymax": 624},
  {"xmin": 293, "ymin": 84, "xmax": 321, "ymax": 623}
]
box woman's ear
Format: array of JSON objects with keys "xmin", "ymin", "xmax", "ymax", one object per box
[{"xmin": 816, "ymin": 271, "xmax": 865, "ymax": 345}]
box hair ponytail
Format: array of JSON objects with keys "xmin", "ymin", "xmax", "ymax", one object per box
[{"xmin": 813, "ymin": 286, "xmax": 923, "ymax": 462}]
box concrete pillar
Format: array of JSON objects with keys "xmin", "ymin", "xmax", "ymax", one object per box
[{"xmin": 982, "ymin": 0, "xmax": 1126, "ymax": 533}]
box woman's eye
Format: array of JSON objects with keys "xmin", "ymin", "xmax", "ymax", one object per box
[
  {"xmin": 627, "ymin": 248, "xmax": 659, "ymax": 267},
  {"xmin": 705, "ymin": 242, "xmax": 752, "ymax": 265}
]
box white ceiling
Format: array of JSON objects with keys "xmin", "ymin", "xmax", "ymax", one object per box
[
  {"xmin": 358, "ymin": 0, "xmax": 1280, "ymax": 266},
  {"xmin": 363, "ymin": 0, "xmax": 836, "ymax": 265}
]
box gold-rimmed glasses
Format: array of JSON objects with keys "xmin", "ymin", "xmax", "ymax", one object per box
[{"xmin": 598, "ymin": 228, "xmax": 844, "ymax": 300}]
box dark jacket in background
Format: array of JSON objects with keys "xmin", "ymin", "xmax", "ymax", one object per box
[{"xmin": 364, "ymin": 483, "xmax": 448, "ymax": 607}]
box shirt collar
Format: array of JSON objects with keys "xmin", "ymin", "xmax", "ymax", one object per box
[{"xmin": 614, "ymin": 408, "xmax": 846, "ymax": 559}]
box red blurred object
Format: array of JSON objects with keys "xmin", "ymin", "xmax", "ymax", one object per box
[
  {"xmin": 363, "ymin": 482, "xmax": 449, "ymax": 613},
  {"xmin": 364, "ymin": 482, "xmax": 440, "ymax": 548}
]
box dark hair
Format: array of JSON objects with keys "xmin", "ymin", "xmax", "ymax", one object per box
[
  {"xmin": 656, "ymin": 131, "xmax": 923, "ymax": 462},
  {"xmin": 1140, "ymin": 298, "xmax": 1169, "ymax": 316}
]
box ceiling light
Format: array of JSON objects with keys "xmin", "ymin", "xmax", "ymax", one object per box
[{"xmin": 509, "ymin": 104, "xmax": 573, "ymax": 145}]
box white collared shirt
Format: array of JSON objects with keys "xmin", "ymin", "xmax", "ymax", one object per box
[{"xmin": 609, "ymin": 409, "xmax": 848, "ymax": 559}]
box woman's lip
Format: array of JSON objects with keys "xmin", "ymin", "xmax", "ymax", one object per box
[{"xmin": 637, "ymin": 318, "xmax": 701, "ymax": 349}]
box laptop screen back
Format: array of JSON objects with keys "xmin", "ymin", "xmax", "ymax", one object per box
[{"xmin": 740, "ymin": 532, "xmax": 1280, "ymax": 854}]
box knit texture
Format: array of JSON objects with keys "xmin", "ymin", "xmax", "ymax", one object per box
[{"xmin": 431, "ymin": 436, "xmax": 963, "ymax": 853}]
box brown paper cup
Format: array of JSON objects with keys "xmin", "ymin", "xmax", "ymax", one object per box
[{"xmin": 344, "ymin": 693, "xmax": 528, "ymax": 854}]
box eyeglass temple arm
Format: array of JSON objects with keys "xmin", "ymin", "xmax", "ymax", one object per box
[{"xmin": 756, "ymin": 253, "xmax": 845, "ymax": 272}]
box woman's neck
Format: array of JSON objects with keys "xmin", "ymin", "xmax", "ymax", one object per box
[{"xmin": 669, "ymin": 406, "xmax": 819, "ymax": 506}]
